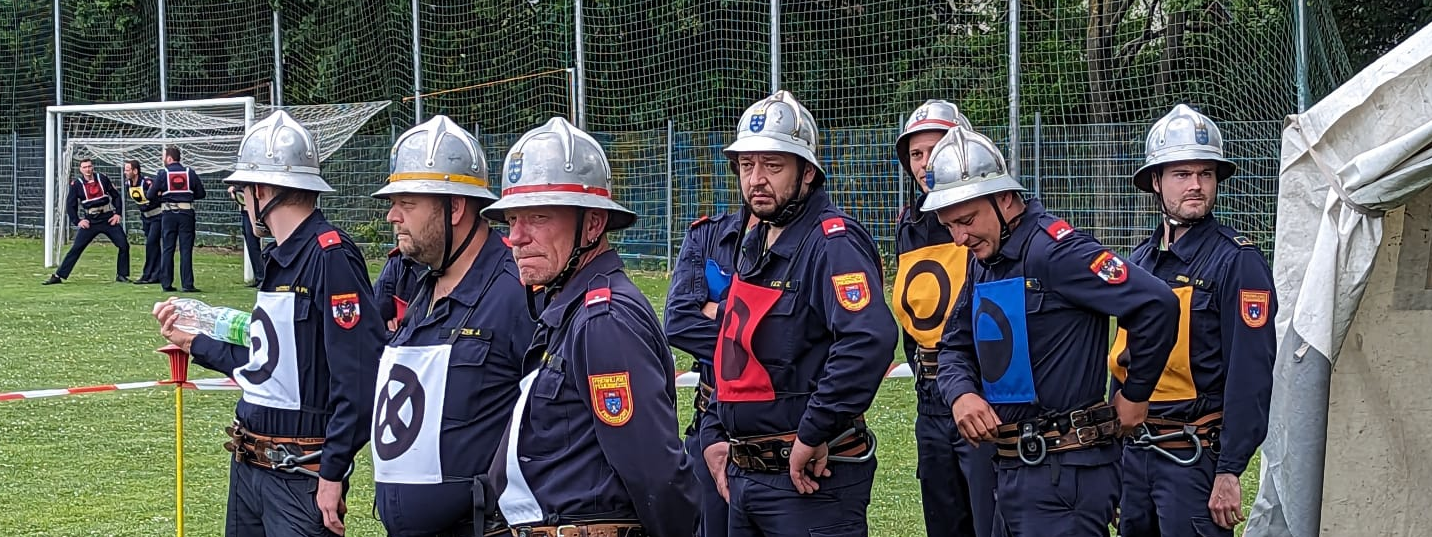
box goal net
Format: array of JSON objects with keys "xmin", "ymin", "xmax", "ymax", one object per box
[{"xmin": 45, "ymin": 98, "xmax": 389, "ymax": 281}]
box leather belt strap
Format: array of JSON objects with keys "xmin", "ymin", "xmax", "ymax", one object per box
[
  {"xmin": 915, "ymin": 347, "xmax": 940, "ymax": 380},
  {"xmin": 993, "ymin": 403, "xmax": 1119, "ymax": 461},
  {"xmin": 728, "ymin": 416, "xmax": 872, "ymax": 473},
  {"xmin": 223, "ymin": 421, "xmax": 323, "ymax": 475},
  {"xmin": 162, "ymin": 202, "xmax": 194, "ymax": 211},
  {"xmin": 511, "ymin": 523, "xmax": 644, "ymax": 537},
  {"xmin": 142, "ymin": 207, "xmax": 164, "ymax": 218},
  {"xmin": 85, "ymin": 204, "xmax": 115, "ymax": 215},
  {"xmin": 1140, "ymin": 411, "xmax": 1223, "ymax": 450},
  {"xmin": 694, "ymin": 382, "xmax": 713, "ymax": 414}
]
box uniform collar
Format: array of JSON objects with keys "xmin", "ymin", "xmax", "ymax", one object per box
[
  {"xmin": 267, "ymin": 209, "xmax": 328, "ymax": 268},
  {"xmin": 538, "ymin": 249, "xmax": 624, "ymax": 326},
  {"xmin": 767, "ymin": 189, "xmax": 833, "ymax": 258},
  {"xmin": 991, "ymin": 197, "xmax": 1044, "ymax": 263},
  {"xmin": 437, "ymin": 229, "xmax": 510, "ymax": 309},
  {"xmin": 1156, "ymin": 216, "xmax": 1220, "ymax": 263}
]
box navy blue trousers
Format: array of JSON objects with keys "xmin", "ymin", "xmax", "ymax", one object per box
[
  {"xmin": 726, "ymin": 459, "xmax": 875, "ymax": 537},
  {"xmin": 159, "ymin": 210, "xmax": 196, "ymax": 289},
  {"xmin": 376, "ymin": 481, "xmax": 483, "ymax": 536},
  {"xmin": 915, "ymin": 411, "xmax": 998, "ymax": 537},
  {"xmin": 55, "ymin": 219, "xmax": 129, "ymax": 279},
  {"xmin": 993, "ymin": 458, "xmax": 1119, "ymax": 537},
  {"xmin": 225, "ymin": 459, "xmax": 342, "ymax": 537},
  {"xmin": 140, "ymin": 216, "xmax": 161, "ymax": 281},
  {"xmin": 685, "ymin": 430, "xmax": 728, "ymax": 537},
  {"xmin": 1118, "ymin": 445, "xmax": 1232, "ymax": 537}
]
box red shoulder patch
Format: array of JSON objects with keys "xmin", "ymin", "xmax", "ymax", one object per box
[
  {"xmin": 318, "ymin": 230, "xmax": 342, "ymax": 249},
  {"xmin": 584, "ymin": 288, "xmax": 611, "ymax": 307},
  {"xmin": 689, "ymin": 215, "xmax": 711, "ymax": 229},
  {"xmin": 1045, "ymin": 219, "xmax": 1074, "ymax": 241},
  {"xmin": 501, "ymin": 235, "xmax": 512, "ymax": 248},
  {"xmin": 386, "ymin": 246, "xmax": 401, "ymax": 258},
  {"xmin": 588, "ymin": 372, "xmax": 633, "ymax": 426},
  {"xmin": 1240, "ymin": 290, "xmax": 1271, "ymax": 328},
  {"xmin": 822, "ymin": 217, "xmax": 847, "ymax": 236},
  {"xmin": 331, "ymin": 292, "xmax": 360, "ymax": 329}
]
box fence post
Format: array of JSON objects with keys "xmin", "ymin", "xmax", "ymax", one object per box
[
  {"xmin": 411, "ymin": 0, "xmax": 423, "ymax": 122},
  {"xmin": 1007, "ymin": 0, "xmax": 1020, "ymax": 180},
  {"xmin": 53, "ymin": 0, "xmax": 62, "ymax": 105},
  {"xmin": 770, "ymin": 0, "xmax": 780, "ymax": 92},
  {"xmin": 272, "ymin": 8, "xmax": 284, "ymax": 106},
  {"xmin": 573, "ymin": 0, "xmax": 587, "ymax": 129},
  {"xmin": 665, "ymin": 120, "xmax": 674, "ymax": 273},
  {"xmin": 12, "ymin": 131, "xmax": 18, "ymax": 234}
]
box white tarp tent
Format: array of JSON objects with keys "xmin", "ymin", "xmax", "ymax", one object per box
[{"xmin": 1244, "ymin": 23, "xmax": 1432, "ymax": 537}]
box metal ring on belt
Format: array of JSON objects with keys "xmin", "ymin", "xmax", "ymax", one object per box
[
  {"xmin": 1130, "ymin": 411, "xmax": 1223, "ymax": 467},
  {"xmin": 993, "ymin": 403, "xmax": 1119, "ymax": 465}
]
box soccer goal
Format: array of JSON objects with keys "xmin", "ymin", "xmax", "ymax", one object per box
[{"xmin": 44, "ymin": 97, "xmax": 388, "ymax": 283}]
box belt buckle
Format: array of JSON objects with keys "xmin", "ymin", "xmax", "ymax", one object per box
[
  {"xmin": 1075, "ymin": 426, "xmax": 1099, "ymax": 444},
  {"xmin": 556, "ymin": 525, "xmax": 579, "ymax": 537},
  {"xmin": 1068, "ymin": 408, "xmax": 1089, "ymax": 427}
]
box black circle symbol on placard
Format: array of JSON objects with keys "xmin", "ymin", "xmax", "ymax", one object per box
[
  {"xmin": 900, "ymin": 259, "xmax": 952, "ymax": 332},
  {"xmin": 974, "ymin": 297, "xmax": 1014, "ymax": 383},
  {"xmin": 240, "ymin": 307, "xmax": 280, "ymax": 385},
  {"xmin": 719, "ymin": 297, "xmax": 753, "ymax": 381},
  {"xmin": 373, "ymin": 364, "xmax": 425, "ymax": 461}
]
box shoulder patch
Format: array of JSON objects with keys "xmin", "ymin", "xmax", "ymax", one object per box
[
  {"xmin": 318, "ymin": 230, "xmax": 342, "ymax": 249},
  {"xmin": 387, "ymin": 246, "xmax": 401, "ymax": 258},
  {"xmin": 501, "ymin": 235, "xmax": 512, "ymax": 248},
  {"xmin": 1240, "ymin": 289, "xmax": 1270, "ymax": 328},
  {"xmin": 588, "ymin": 372, "xmax": 634, "ymax": 427},
  {"xmin": 1089, "ymin": 250, "xmax": 1129, "ymax": 284},
  {"xmin": 584, "ymin": 288, "xmax": 611, "ymax": 307},
  {"xmin": 1045, "ymin": 219, "xmax": 1075, "ymax": 241},
  {"xmin": 1234, "ymin": 235, "xmax": 1255, "ymax": 247},
  {"xmin": 821, "ymin": 217, "xmax": 847, "ymax": 236},
  {"xmin": 689, "ymin": 215, "xmax": 711, "ymax": 229},
  {"xmin": 331, "ymin": 292, "xmax": 360, "ymax": 329},
  {"xmin": 831, "ymin": 272, "xmax": 872, "ymax": 311}
]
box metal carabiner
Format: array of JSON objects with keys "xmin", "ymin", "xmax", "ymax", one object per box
[
  {"xmin": 1017, "ymin": 422, "xmax": 1047, "ymax": 466},
  {"xmin": 826, "ymin": 427, "xmax": 877, "ymax": 464},
  {"xmin": 1131, "ymin": 425, "xmax": 1203, "ymax": 467}
]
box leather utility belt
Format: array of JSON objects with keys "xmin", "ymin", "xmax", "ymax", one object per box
[
  {"xmin": 510, "ymin": 523, "xmax": 644, "ymax": 537},
  {"xmin": 162, "ymin": 202, "xmax": 194, "ymax": 211},
  {"xmin": 142, "ymin": 207, "xmax": 164, "ymax": 218},
  {"xmin": 995, "ymin": 403, "xmax": 1119, "ymax": 465},
  {"xmin": 694, "ymin": 382, "xmax": 713, "ymax": 414},
  {"xmin": 84, "ymin": 204, "xmax": 115, "ymax": 216},
  {"xmin": 1130, "ymin": 411, "xmax": 1223, "ymax": 467},
  {"xmin": 224, "ymin": 420, "xmax": 324, "ymax": 478},
  {"xmin": 728, "ymin": 418, "xmax": 876, "ymax": 473},
  {"xmin": 915, "ymin": 347, "xmax": 939, "ymax": 380}
]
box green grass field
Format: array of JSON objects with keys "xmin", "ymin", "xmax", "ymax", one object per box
[{"xmin": 0, "ymin": 236, "xmax": 1257, "ymax": 535}]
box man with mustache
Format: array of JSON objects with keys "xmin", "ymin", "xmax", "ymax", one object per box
[
  {"xmin": 1113, "ymin": 104, "xmax": 1276, "ymax": 536},
  {"xmin": 483, "ymin": 117, "xmax": 697, "ymax": 537},
  {"xmin": 892, "ymin": 100, "xmax": 996, "ymax": 537},
  {"xmin": 699, "ymin": 90, "xmax": 897, "ymax": 537},
  {"xmin": 368, "ymin": 115, "xmax": 536, "ymax": 537},
  {"xmin": 925, "ymin": 128, "xmax": 1178, "ymax": 536},
  {"xmin": 154, "ymin": 110, "xmax": 383, "ymax": 536}
]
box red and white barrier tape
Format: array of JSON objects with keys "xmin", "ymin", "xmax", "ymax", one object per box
[
  {"xmin": 0, "ymin": 377, "xmax": 238, "ymax": 401},
  {"xmin": 1, "ymin": 363, "xmax": 917, "ymax": 401}
]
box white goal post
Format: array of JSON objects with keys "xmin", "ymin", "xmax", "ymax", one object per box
[
  {"xmin": 44, "ymin": 97, "xmax": 389, "ymax": 284},
  {"xmin": 44, "ymin": 97, "xmax": 257, "ymax": 272}
]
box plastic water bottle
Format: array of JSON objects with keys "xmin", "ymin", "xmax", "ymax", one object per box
[{"xmin": 156, "ymin": 298, "xmax": 251, "ymax": 347}]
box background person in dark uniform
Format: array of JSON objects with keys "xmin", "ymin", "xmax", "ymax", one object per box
[
  {"xmin": 43, "ymin": 158, "xmax": 130, "ymax": 284},
  {"xmin": 926, "ymin": 128, "xmax": 1180, "ymax": 537},
  {"xmin": 484, "ymin": 117, "xmax": 697, "ymax": 537},
  {"xmin": 147, "ymin": 145, "xmax": 206, "ymax": 292},
  {"xmin": 1113, "ymin": 104, "xmax": 1277, "ymax": 536},
  {"xmin": 230, "ymin": 184, "xmax": 266, "ymax": 287},
  {"xmin": 374, "ymin": 246, "xmax": 423, "ymax": 335},
  {"xmin": 698, "ymin": 90, "xmax": 898, "ymax": 537},
  {"xmin": 892, "ymin": 100, "xmax": 998, "ymax": 537},
  {"xmin": 664, "ymin": 210, "xmax": 749, "ymax": 537},
  {"xmin": 126, "ymin": 159, "xmax": 163, "ymax": 284},
  {"xmin": 153, "ymin": 110, "xmax": 383, "ymax": 537},
  {"xmin": 368, "ymin": 115, "xmax": 537, "ymax": 537}
]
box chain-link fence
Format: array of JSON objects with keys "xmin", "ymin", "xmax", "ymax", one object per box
[{"xmin": 1, "ymin": 0, "xmax": 1355, "ymax": 268}]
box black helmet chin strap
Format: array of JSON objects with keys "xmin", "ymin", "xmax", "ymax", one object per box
[
  {"xmin": 546, "ymin": 207, "xmax": 599, "ymax": 297},
  {"xmin": 427, "ymin": 197, "xmax": 481, "ymax": 279},
  {"xmin": 978, "ymin": 194, "xmax": 1025, "ymax": 268},
  {"xmin": 252, "ymin": 185, "xmax": 291, "ymax": 236},
  {"xmin": 1152, "ymin": 172, "xmax": 1209, "ymax": 230}
]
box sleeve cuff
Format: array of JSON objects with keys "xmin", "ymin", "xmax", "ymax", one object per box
[
  {"xmin": 942, "ymin": 382, "xmax": 978, "ymax": 410},
  {"xmin": 1118, "ymin": 381, "xmax": 1155, "ymax": 404}
]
